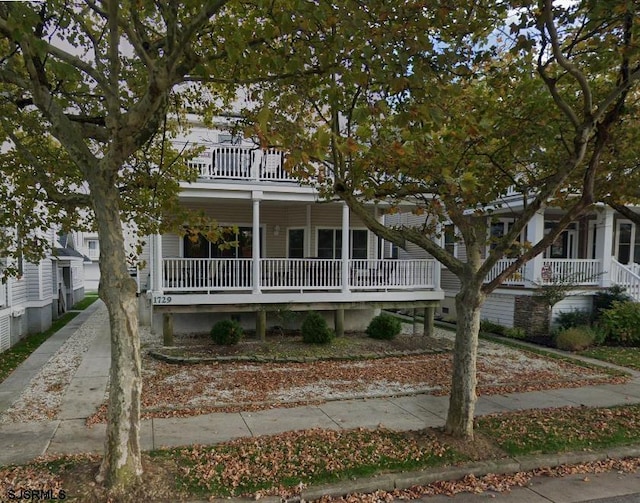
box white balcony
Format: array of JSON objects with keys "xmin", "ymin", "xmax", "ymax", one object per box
[{"xmin": 188, "ymin": 146, "xmax": 296, "ymax": 182}]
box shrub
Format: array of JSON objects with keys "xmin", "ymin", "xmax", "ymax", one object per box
[
  {"xmin": 600, "ymin": 301, "xmax": 640, "ymax": 346},
  {"xmin": 479, "ymin": 319, "xmax": 507, "ymax": 336},
  {"xmin": 555, "ymin": 326, "xmax": 595, "ymax": 351},
  {"xmin": 592, "ymin": 286, "xmax": 631, "ymax": 323},
  {"xmin": 556, "ymin": 309, "xmax": 592, "ymax": 330},
  {"xmin": 210, "ymin": 319, "xmax": 243, "ymax": 345},
  {"xmin": 503, "ymin": 327, "xmax": 526, "ymax": 339},
  {"xmin": 301, "ymin": 311, "xmax": 334, "ymax": 344},
  {"xmin": 366, "ymin": 313, "xmax": 402, "ymax": 340}
]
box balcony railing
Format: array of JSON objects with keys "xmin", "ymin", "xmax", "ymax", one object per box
[
  {"xmin": 188, "ymin": 146, "xmax": 295, "ymax": 182},
  {"xmin": 160, "ymin": 258, "xmax": 436, "ymax": 293}
]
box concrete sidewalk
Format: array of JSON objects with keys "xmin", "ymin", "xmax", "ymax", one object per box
[{"xmin": 2, "ymin": 304, "xmax": 640, "ymax": 502}]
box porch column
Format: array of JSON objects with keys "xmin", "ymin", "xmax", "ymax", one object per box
[
  {"xmin": 595, "ymin": 207, "xmax": 614, "ymax": 287},
  {"xmin": 334, "ymin": 308, "xmax": 344, "ymax": 337},
  {"xmin": 154, "ymin": 233, "xmax": 163, "ymax": 293},
  {"xmin": 252, "ymin": 192, "xmax": 262, "ymax": 294},
  {"xmin": 162, "ymin": 313, "xmax": 173, "ymax": 346},
  {"xmin": 423, "ymin": 306, "xmax": 435, "ymax": 337},
  {"xmin": 525, "ymin": 210, "xmax": 545, "ymax": 286},
  {"xmin": 375, "ymin": 207, "xmax": 383, "ymax": 260},
  {"xmin": 341, "ymin": 202, "xmax": 350, "ymax": 293},
  {"xmin": 306, "ymin": 205, "xmax": 312, "ymax": 257}
]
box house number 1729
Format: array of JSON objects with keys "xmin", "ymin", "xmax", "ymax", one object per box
[{"xmin": 153, "ymin": 296, "xmax": 173, "ymax": 304}]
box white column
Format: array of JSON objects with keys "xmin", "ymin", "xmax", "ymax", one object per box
[
  {"xmin": 375, "ymin": 207, "xmax": 384, "ymax": 260},
  {"xmin": 306, "ymin": 205, "xmax": 312, "ymax": 257},
  {"xmin": 252, "ymin": 192, "xmax": 262, "ymax": 294},
  {"xmin": 341, "ymin": 202, "xmax": 350, "ymax": 293},
  {"xmin": 595, "ymin": 207, "xmax": 614, "ymax": 287},
  {"xmin": 154, "ymin": 233, "xmax": 163, "ymax": 294},
  {"xmin": 525, "ymin": 210, "xmax": 545, "ymax": 287}
]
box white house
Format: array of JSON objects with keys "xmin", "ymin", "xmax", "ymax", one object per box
[
  {"xmin": 137, "ymin": 119, "xmax": 444, "ymax": 339},
  {"xmin": 0, "ymin": 230, "xmax": 85, "ymax": 353},
  {"xmin": 389, "ymin": 190, "xmax": 640, "ymax": 336}
]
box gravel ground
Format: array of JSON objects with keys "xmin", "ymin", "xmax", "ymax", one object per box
[
  {"xmin": 0, "ymin": 306, "xmax": 107, "ymax": 423},
  {"xmin": 1, "ymin": 309, "xmax": 625, "ymax": 424}
]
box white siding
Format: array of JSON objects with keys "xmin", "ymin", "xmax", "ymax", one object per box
[
  {"xmin": 11, "ymin": 275, "xmax": 27, "ymax": 305},
  {"xmin": 72, "ymin": 262, "xmax": 84, "ymax": 289},
  {"xmin": 25, "ymin": 261, "xmax": 43, "ymax": 301},
  {"xmin": 480, "ymin": 294, "xmax": 516, "ymax": 327},
  {"xmin": 0, "ymin": 312, "xmax": 10, "ymax": 352},
  {"xmin": 162, "ymin": 234, "xmax": 180, "ymax": 257},
  {"xmin": 441, "ymin": 270, "xmax": 461, "ymax": 293},
  {"xmin": 552, "ymin": 295, "xmax": 593, "ymax": 322}
]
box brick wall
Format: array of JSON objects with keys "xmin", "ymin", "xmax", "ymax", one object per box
[{"xmin": 514, "ymin": 295, "xmax": 550, "ymax": 338}]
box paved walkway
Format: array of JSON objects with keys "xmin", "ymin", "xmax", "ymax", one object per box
[{"xmin": 2, "ymin": 303, "xmax": 640, "ymax": 502}]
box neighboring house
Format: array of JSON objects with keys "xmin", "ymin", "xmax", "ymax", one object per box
[
  {"xmin": 138, "ymin": 120, "xmax": 443, "ymax": 338},
  {"xmin": 75, "ymin": 230, "xmax": 101, "ymax": 291},
  {"xmin": 391, "ymin": 190, "xmax": 640, "ymax": 337},
  {"xmin": 0, "ymin": 230, "xmax": 85, "ymax": 353}
]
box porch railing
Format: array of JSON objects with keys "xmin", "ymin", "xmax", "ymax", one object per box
[
  {"xmin": 348, "ymin": 259, "xmax": 436, "ymax": 289},
  {"xmin": 539, "ymin": 259, "xmax": 601, "ymax": 285},
  {"xmin": 161, "ymin": 258, "xmax": 436, "ymax": 292},
  {"xmin": 611, "ymin": 258, "xmax": 640, "ymax": 302},
  {"xmin": 484, "ymin": 258, "xmax": 602, "ymax": 286},
  {"xmin": 484, "ymin": 258, "xmax": 527, "ymax": 286}
]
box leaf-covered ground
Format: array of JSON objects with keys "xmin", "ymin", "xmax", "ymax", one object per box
[{"xmin": 2, "ymin": 412, "xmax": 640, "ymax": 502}]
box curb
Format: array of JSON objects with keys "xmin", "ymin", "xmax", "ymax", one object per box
[{"xmin": 206, "ymin": 445, "xmax": 640, "ymax": 503}]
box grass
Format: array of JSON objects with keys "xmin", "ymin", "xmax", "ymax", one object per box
[
  {"xmin": 0, "ymin": 293, "xmax": 99, "ymax": 383},
  {"xmin": 71, "ymin": 293, "xmax": 99, "ymax": 311},
  {"xmin": 477, "ymin": 404, "xmax": 640, "ymax": 456},
  {"xmin": 580, "ymin": 346, "xmax": 640, "ymax": 371},
  {"xmin": 4, "ymin": 403, "xmax": 640, "ymax": 501}
]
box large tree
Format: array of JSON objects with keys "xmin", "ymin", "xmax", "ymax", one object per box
[
  {"xmin": 251, "ymin": 0, "xmax": 640, "ymax": 438},
  {"xmin": 0, "ymin": 0, "xmax": 335, "ymax": 492}
]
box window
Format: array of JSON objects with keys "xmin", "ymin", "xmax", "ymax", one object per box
[
  {"xmin": 317, "ymin": 229, "xmax": 368, "ymax": 259},
  {"xmin": 87, "ymin": 240, "xmax": 99, "ymax": 259},
  {"xmin": 184, "ymin": 227, "xmax": 262, "ymax": 258},
  {"xmin": 444, "ymin": 225, "xmax": 456, "ymax": 257},
  {"xmin": 616, "ymin": 221, "xmax": 640, "ymax": 264},
  {"xmin": 544, "ymin": 222, "xmax": 576, "ymax": 259},
  {"xmin": 288, "ymin": 229, "xmax": 305, "ymax": 258}
]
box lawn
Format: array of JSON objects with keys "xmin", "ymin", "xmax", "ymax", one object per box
[{"xmin": 580, "ymin": 346, "xmax": 640, "ymax": 371}]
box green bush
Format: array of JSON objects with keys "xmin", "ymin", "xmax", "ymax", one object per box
[
  {"xmin": 600, "ymin": 301, "xmax": 640, "ymax": 346},
  {"xmin": 556, "ymin": 309, "xmax": 592, "ymax": 330},
  {"xmin": 301, "ymin": 311, "xmax": 334, "ymax": 344},
  {"xmin": 366, "ymin": 313, "xmax": 402, "ymax": 340},
  {"xmin": 592, "ymin": 286, "xmax": 631, "ymax": 323},
  {"xmin": 555, "ymin": 326, "xmax": 595, "ymax": 351},
  {"xmin": 479, "ymin": 319, "xmax": 507, "ymax": 336},
  {"xmin": 503, "ymin": 327, "xmax": 526, "ymax": 339},
  {"xmin": 210, "ymin": 319, "xmax": 244, "ymax": 345}
]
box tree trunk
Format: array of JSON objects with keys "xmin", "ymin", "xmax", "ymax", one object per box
[
  {"xmin": 444, "ymin": 285, "xmax": 484, "ymax": 439},
  {"xmin": 92, "ymin": 179, "xmax": 143, "ymax": 490}
]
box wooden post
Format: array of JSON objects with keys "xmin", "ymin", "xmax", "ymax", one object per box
[
  {"xmin": 162, "ymin": 313, "xmax": 173, "ymax": 346},
  {"xmin": 423, "ymin": 306, "xmax": 435, "ymax": 337},
  {"xmin": 412, "ymin": 308, "xmax": 419, "ymax": 335},
  {"xmin": 334, "ymin": 308, "xmax": 345, "ymax": 337},
  {"xmin": 256, "ymin": 310, "xmax": 266, "ymax": 341}
]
